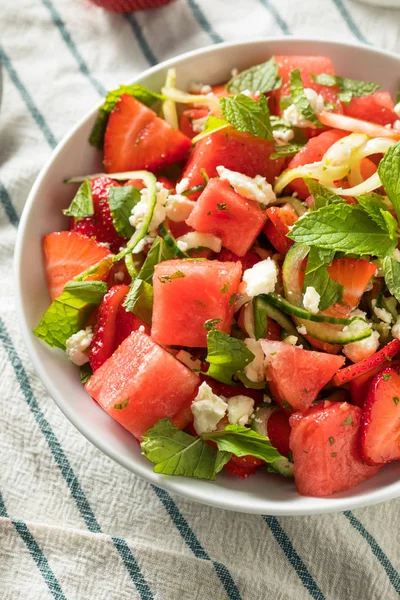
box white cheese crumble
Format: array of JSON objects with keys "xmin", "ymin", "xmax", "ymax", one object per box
[
  {"xmin": 227, "ymin": 395, "xmax": 255, "ymax": 427},
  {"xmin": 175, "ymin": 349, "xmax": 201, "ymax": 372},
  {"xmin": 297, "ymin": 325, "xmax": 307, "ymax": 335},
  {"xmin": 392, "ymin": 316, "xmax": 400, "ymax": 340},
  {"xmin": 114, "ymin": 270, "xmax": 125, "ymax": 282},
  {"xmin": 393, "ymin": 120, "xmax": 400, "ymax": 131},
  {"xmin": 231, "ymin": 67, "xmax": 239, "ymax": 77},
  {"xmin": 176, "ymin": 232, "xmax": 222, "ymax": 253},
  {"xmin": 175, "ymin": 178, "xmax": 189, "ymax": 195},
  {"xmin": 191, "ymin": 115, "xmax": 209, "ymax": 133},
  {"xmin": 65, "ymin": 327, "xmax": 93, "ymax": 366},
  {"xmin": 343, "ymin": 330, "xmax": 380, "ymax": 363},
  {"xmin": 283, "ymin": 335, "xmax": 298, "ymax": 346},
  {"xmin": 303, "ymin": 286, "xmax": 321, "ymax": 314},
  {"xmin": 165, "ymin": 194, "xmax": 195, "ymax": 222},
  {"xmin": 241, "ymin": 258, "xmax": 278, "ymax": 298},
  {"xmin": 283, "ymin": 88, "xmax": 325, "ymax": 128},
  {"xmin": 138, "ymin": 325, "xmax": 146, "ymax": 333},
  {"xmin": 189, "ymin": 81, "xmax": 212, "ymax": 94},
  {"xmin": 394, "ymin": 102, "xmax": 400, "ymax": 118},
  {"xmin": 191, "ymin": 382, "xmax": 228, "ymax": 435},
  {"xmin": 374, "ymin": 305, "xmax": 393, "ymax": 324},
  {"xmin": 216, "ymin": 166, "xmax": 276, "ymax": 206},
  {"xmin": 273, "ymin": 128, "xmax": 295, "ymax": 144},
  {"xmin": 244, "ymin": 338, "xmax": 266, "ymax": 383},
  {"xmin": 129, "ymin": 182, "xmax": 169, "ymax": 253}
]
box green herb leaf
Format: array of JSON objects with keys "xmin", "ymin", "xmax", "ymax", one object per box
[
  {"xmin": 89, "ymin": 85, "xmax": 164, "ymax": 149},
  {"xmin": 220, "ymin": 93, "xmax": 273, "ymax": 140},
  {"xmin": 383, "ymin": 256, "xmax": 400, "ymax": 302},
  {"xmin": 393, "ymin": 396, "xmax": 399, "ymax": 406},
  {"xmin": 304, "ymin": 178, "xmax": 345, "ymax": 210},
  {"xmin": 270, "ymin": 143, "xmax": 304, "ymax": 159},
  {"xmin": 303, "ymin": 247, "xmax": 344, "ymax": 311},
  {"xmin": 204, "ymin": 318, "xmax": 223, "ymax": 331},
  {"xmin": 378, "ymin": 142, "xmax": 400, "ymax": 222},
  {"xmin": 191, "ymin": 115, "xmax": 229, "ymax": 143},
  {"xmin": 108, "ymin": 186, "xmax": 141, "ymax": 239},
  {"xmin": 158, "ymin": 270, "xmax": 185, "ymax": 283},
  {"xmin": 270, "ymin": 115, "xmax": 308, "ymax": 146},
  {"xmin": 123, "ymin": 278, "xmax": 154, "ymax": 325},
  {"xmin": 226, "ymin": 57, "xmax": 281, "ymax": 94},
  {"xmin": 202, "ymin": 424, "xmax": 287, "ymax": 473},
  {"xmin": 288, "ymin": 203, "xmax": 396, "ymax": 257},
  {"xmin": 357, "ymin": 193, "xmax": 399, "ymax": 240},
  {"xmin": 80, "ymin": 363, "xmax": 93, "ymax": 385},
  {"xmin": 382, "ymin": 373, "xmax": 392, "ymax": 381},
  {"xmin": 311, "ymin": 73, "xmax": 380, "ymax": 104},
  {"xmin": 329, "ymin": 436, "xmax": 335, "ymax": 445},
  {"xmin": 62, "ymin": 180, "xmax": 94, "ymax": 222},
  {"xmin": 114, "ymin": 399, "xmax": 129, "ymax": 410},
  {"xmin": 340, "ymin": 414, "xmax": 354, "ymax": 426},
  {"xmin": 290, "ymin": 69, "xmax": 322, "ymax": 128},
  {"xmin": 34, "ymin": 281, "xmax": 107, "ymax": 349},
  {"xmin": 253, "ymin": 296, "xmax": 268, "ymax": 341},
  {"xmin": 205, "ymin": 330, "xmax": 254, "ymax": 385},
  {"xmin": 138, "ymin": 236, "xmax": 176, "ymax": 284},
  {"xmin": 141, "ymin": 419, "xmax": 231, "ymax": 480}
]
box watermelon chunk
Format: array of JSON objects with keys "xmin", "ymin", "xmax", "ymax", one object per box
[
  {"xmin": 151, "ymin": 259, "xmax": 242, "ymax": 347},
  {"xmin": 261, "ymin": 341, "xmax": 345, "ymax": 411},
  {"xmin": 181, "ymin": 129, "xmax": 285, "ymax": 192},
  {"xmin": 179, "ymin": 108, "xmax": 209, "ymax": 139},
  {"xmin": 186, "ymin": 179, "xmax": 268, "ymax": 257},
  {"xmin": 85, "ymin": 331, "xmax": 200, "ymax": 440},
  {"xmin": 263, "ymin": 204, "xmax": 298, "ymax": 255},
  {"xmin": 343, "ymin": 92, "xmax": 398, "ymax": 126},
  {"xmin": 289, "ymin": 401, "xmax": 381, "ymax": 497}
]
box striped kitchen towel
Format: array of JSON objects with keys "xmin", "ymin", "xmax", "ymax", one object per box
[{"xmin": 1, "ymin": 0, "xmax": 400, "ymax": 598}]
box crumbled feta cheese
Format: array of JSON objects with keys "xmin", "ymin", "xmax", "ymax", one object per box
[
  {"xmin": 216, "ymin": 166, "xmax": 276, "ymax": 205},
  {"xmin": 129, "ymin": 182, "xmax": 169, "ymax": 252},
  {"xmin": 176, "ymin": 349, "xmax": 201, "ymax": 371},
  {"xmin": 138, "ymin": 325, "xmax": 145, "ymax": 333},
  {"xmin": 392, "ymin": 316, "xmax": 400, "ymax": 340},
  {"xmin": 374, "ymin": 305, "xmax": 393, "ymax": 324},
  {"xmin": 283, "ymin": 88, "xmax": 325, "ymax": 128},
  {"xmin": 189, "ymin": 81, "xmax": 212, "ymax": 94},
  {"xmin": 191, "ymin": 382, "xmax": 228, "ymax": 435},
  {"xmin": 65, "ymin": 327, "xmax": 93, "ymax": 366},
  {"xmin": 297, "ymin": 325, "xmax": 307, "ymax": 335},
  {"xmin": 393, "ymin": 248, "xmax": 400, "ymax": 262},
  {"xmin": 263, "ymin": 394, "xmax": 272, "ymax": 404},
  {"xmin": 241, "ymin": 258, "xmax": 278, "ymax": 298},
  {"xmin": 394, "ymin": 102, "xmax": 400, "ymax": 118},
  {"xmin": 244, "ymin": 338, "xmax": 266, "ymax": 383},
  {"xmin": 175, "ymin": 178, "xmax": 189, "ymax": 195},
  {"xmin": 175, "ymin": 232, "xmax": 222, "ymax": 253},
  {"xmin": 114, "ymin": 270, "xmax": 125, "ymax": 282},
  {"xmin": 303, "ymin": 286, "xmax": 321, "ymax": 314},
  {"xmin": 165, "ymin": 194, "xmax": 195, "ymax": 222},
  {"xmin": 393, "ymin": 120, "xmax": 400, "ymax": 131},
  {"xmin": 241, "ymin": 89, "xmax": 252, "ymax": 97},
  {"xmin": 343, "ymin": 330, "xmax": 380, "ymax": 363},
  {"xmin": 231, "ymin": 67, "xmax": 239, "ymax": 77},
  {"xmin": 273, "ymin": 128, "xmax": 295, "ymax": 144},
  {"xmin": 283, "ymin": 335, "xmax": 298, "ymax": 346},
  {"xmin": 227, "ymin": 395, "xmax": 255, "ymax": 426},
  {"xmin": 191, "ymin": 115, "xmax": 209, "ymax": 133}
]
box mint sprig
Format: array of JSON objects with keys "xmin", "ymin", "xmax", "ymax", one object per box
[
  {"xmin": 226, "ymin": 57, "xmax": 282, "ymax": 94},
  {"xmin": 138, "ymin": 236, "xmax": 176, "ymax": 284},
  {"xmin": 304, "ymin": 178, "xmax": 345, "ymax": 211},
  {"xmin": 108, "ymin": 186, "xmax": 141, "ymax": 239},
  {"xmin": 303, "ymin": 247, "xmax": 343, "ymax": 311},
  {"xmin": 311, "ymin": 73, "xmax": 380, "ymax": 104},
  {"xmin": 62, "ymin": 180, "xmax": 94, "ymax": 222},
  {"xmin": 124, "ymin": 278, "xmax": 154, "ymax": 325},
  {"xmin": 356, "ymin": 194, "xmax": 399, "ymax": 240},
  {"xmin": 290, "ymin": 69, "xmax": 322, "ymax": 128},
  {"xmin": 220, "ymin": 93, "xmax": 273, "ymax": 140},
  {"xmin": 205, "ymin": 330, "xmax": 254, "ymax": 385},
  {"xmin": 383, "ymin": 257, "xmax": 400, "ymax": 303},
  {"xmin": 378, "ymin": 142, "xmax": 400, "ymax": 222}
]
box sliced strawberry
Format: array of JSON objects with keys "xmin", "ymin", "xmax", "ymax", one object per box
[
  {"xmin": 104, "ymin": 94, "xmax": 191, "ymax": 173},
  {"xmin": 333, "ymin": 339, "xmax": 400, "ymax": 386},
  {"xmin": 350, "ymin": 359, "xmax": 400, "ymax": 407},
  {"xmin": 43, "ymin": 231, "xmax": 112, "ymax": 301},
  {"xmin": 267, "ymin": 410, "xmax": 291, "ymax": 457},
  {"xmin": 224, "ymin": 454, "xmax": 264, "ymax": 479},
  {"xmin": 290, "ymin": 401, "xmax": 381, "ymax": 496},
  {"xmin": 179, "ymin": 108, "xmax": 209, "ymax": 139},
  {"xmin": 361, "ymin": 367, "xmax": 400, "ymax": 465},
  {"xmin": 263, "ymin": 204, "xmax": 298, "ymax": 256},
  {"xmin": 72, "ymin": 177, "xmax": 126, "ymax": 254},
  {"xmin": 89, "ymin": 284, "xmax": 149, "ymax": 371},
  {"xmin": 327, "ymin": 258, "xmax": 377, "ymax": 310}
]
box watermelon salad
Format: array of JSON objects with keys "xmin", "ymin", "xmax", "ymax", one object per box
[{"xmin": 34, "ymin": 54, "xmax": 400, "ymax": 497}]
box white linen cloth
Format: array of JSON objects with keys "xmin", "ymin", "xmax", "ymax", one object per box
[{"xmin": 1, "ymin": 1, "xmax": 400, "ymax": 598}]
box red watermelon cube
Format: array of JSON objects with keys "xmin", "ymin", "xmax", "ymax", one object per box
[
  {"xmin": 289, "ymin": 401, "xmax": 381, "ymax": 496},
  {"xmin": 186, "ymin": 179, "xmax": 268, "ymax": 257},
  {"xmin": 343, "ymin": 91, "xmax": 398, "ymax": 126},
  {"xmin": 181, "ymin": 129, "xmax": 285, "ymax": 192},
  {"xmin": 85, "ymin": 330, "xmax": 200, "ymax": 440},
  {"xmin": 151, "ymin": 259, "xmax": 242, "ymax": 347}
]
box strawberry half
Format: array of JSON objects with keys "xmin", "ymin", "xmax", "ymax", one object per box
[
  {"xmin": 89, "ymin": 284, "xmax": 150, "ymax": 371},
  {"xmin": 224, "ymin": 454, "xmax": 264, "ymax": 479},
  {"xmin": 43, "ymin": 231, "xmax": 112, "ymax": 301},
  {"xmin": 333, "ymin": 339, "xmax": 400, "ymax": 386},
  {"xmin": 104, "ymin": 95, "xmax": 191, "ymax": 173},
  {"xmin": 72, "ymin": 177, "xmax": 126, "ymax": 254},
  {"xmin": 350, "ymin": 359, "xmax": 400, "ymax": 407},
  {"xmin": 360, "ymin": 367, "xmax": 400, "ymax": 465}
]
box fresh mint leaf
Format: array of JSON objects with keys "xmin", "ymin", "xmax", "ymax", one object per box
[
  {"xmin": 141, "ymin": 419, "xmax": 231, "ymax": 480},
  {"xmin": 34, "ymin": 281, "xmax": 107, "ymax": 350},
  {"xmin": 80, "ymin": 363, "xmax": 93, "ymax": 385},
  {"xmin": 205, "ymin": 330, "xmax": 254, "ymax": 385},
  {"xmin": 220, "ymin": 93, "xmax": 273, "ymax": 140},
  {"xmin": 62, "ymin": 180, "xmax": 94, "ymax": 222},
  {"xmin": 226, "ymin": 57, "xmax": 282, "ymax": 94},
  {"xmin": 192, "ymin": 115, "xmax": 229, "ymax": 143},
  {"xmin": 304, "ymin": 178, "xmax": 345, "ymax": 210},
  {"xmin": 311, "ymin": 73, "xmax": 380, "ymax": 104},
  {"xmin": 252, "ymin": 296, "xmax": 268, "ymax": 341},
  {"xmin": 124, "ymin": 278, "xmax": 154, "ymax": 325},
  {"xmin": 378, "ymin": 142, "xmax": 400, "ymax": 222},
  {"xmin": 108, "ymin": 186, "xmax": 141, "ymax": 239},
  {"xmin": 383, "ymin": 257, "xmax": 400, "ymax": 302},
  {"xmin": 357, "ymin": 194, "xmax": 399, "ymax": 239},
  {"xmin": 270, "ymin": 115, "xmax": 308, "ymax": 145},
  {"xmin": 305, "ymin": 246, "xmax": 335, "ymax": 274},
  {"xmin": 89, "ymin": 84, "xmax": 164, "ymax": 149},
  {"xmin": 204, "ymin": 318, "xmax": 223, "ymax": 331},
  {"xmin": 270, "ymin": 143, "xmax": 304, "ymax": 159},
  {"xmin": 303, "ymin": 247, "xmax": 343, "ymax": 311},
  {"xmin": 138, "ymin": 236, "xmax": 176, "ymax": 284},
  {"xmin": 290, "ymin": 69, "xmax": 322, "ymax": 128},
  {"xmin": 288, "ymin": 203, "xmax": 396, "ymax": 257},
  {"xmin": 202, "ymin": 424, "xmax": 287, "ymax": 471}
]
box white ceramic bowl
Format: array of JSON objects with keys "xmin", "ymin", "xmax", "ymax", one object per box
[{"xmin": 15, "ymin": 38, "xmax": 400, "ymax": 516}]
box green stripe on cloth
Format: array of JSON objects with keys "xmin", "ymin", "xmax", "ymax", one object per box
[
  {"xmin": 124, "ymin": 14, "xmax": 158, "ymax": 66},
  {"xmin": 187, "ymin": 0, "xmax": 224, "ymax": 43},
  {"xmin": 258, "ymin": 0, "xmax": 291, "ymax": 34},
  {"xmin": 0, "ymin": 319, "xmax": 154, "ymax": 600},
  {"xmin": 0, "ymin": 491, "xmax": 67, "ymax": 600},
  {"xmin": 0, "ymin": 181, "xmax": 19, "ymax": 228},
  {"xmin": 331, "ymin": 0, "xmax": 369, "ymax": 44}
]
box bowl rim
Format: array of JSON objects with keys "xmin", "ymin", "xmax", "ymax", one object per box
[{"xmin": 14, "ymin": 36, "xmax": 400, "ymax": 515}]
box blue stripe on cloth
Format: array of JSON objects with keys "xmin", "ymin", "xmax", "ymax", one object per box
[
  {"xmin": 263, "ymin": 516, "xmax": 325, "ymax": 600},
  {"xmin": 124, "ymin": 14, "xmax": 158, "ymax": 66},
  {"xmin": 40, "ymin": 0, "xmax": 107, "ymax": 96},
  {"xmin": 0, "ymin": 181, "xmax": 19, "ymax": 228},
  {"xmin": 258, "ymin": 0, "xmax": 291, "ymax": 35},
  {"xmin": 0, "ymin": 491, "xmax": 67, "ymax": 600},
  {"xmin": 0, "ymin": 319, "xmax": 153, "ymax": 600},
  {"xmin": 343, "ymin": 511, "xmax": 400, "ymax": 595},
  {"xmin": 0, "ymin": 44, "xmax": 57, "ymax": 149},
  {"xmin": 186, "ymin": 0, "xmax": 224, "ymax": 44},
  {"xmin": 152, "ymin": 486, "xmax": 242, "ymax": 600},
  {"xmin": 331, "ymin": 0, "xmax": 369, "ymax": 44}
]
